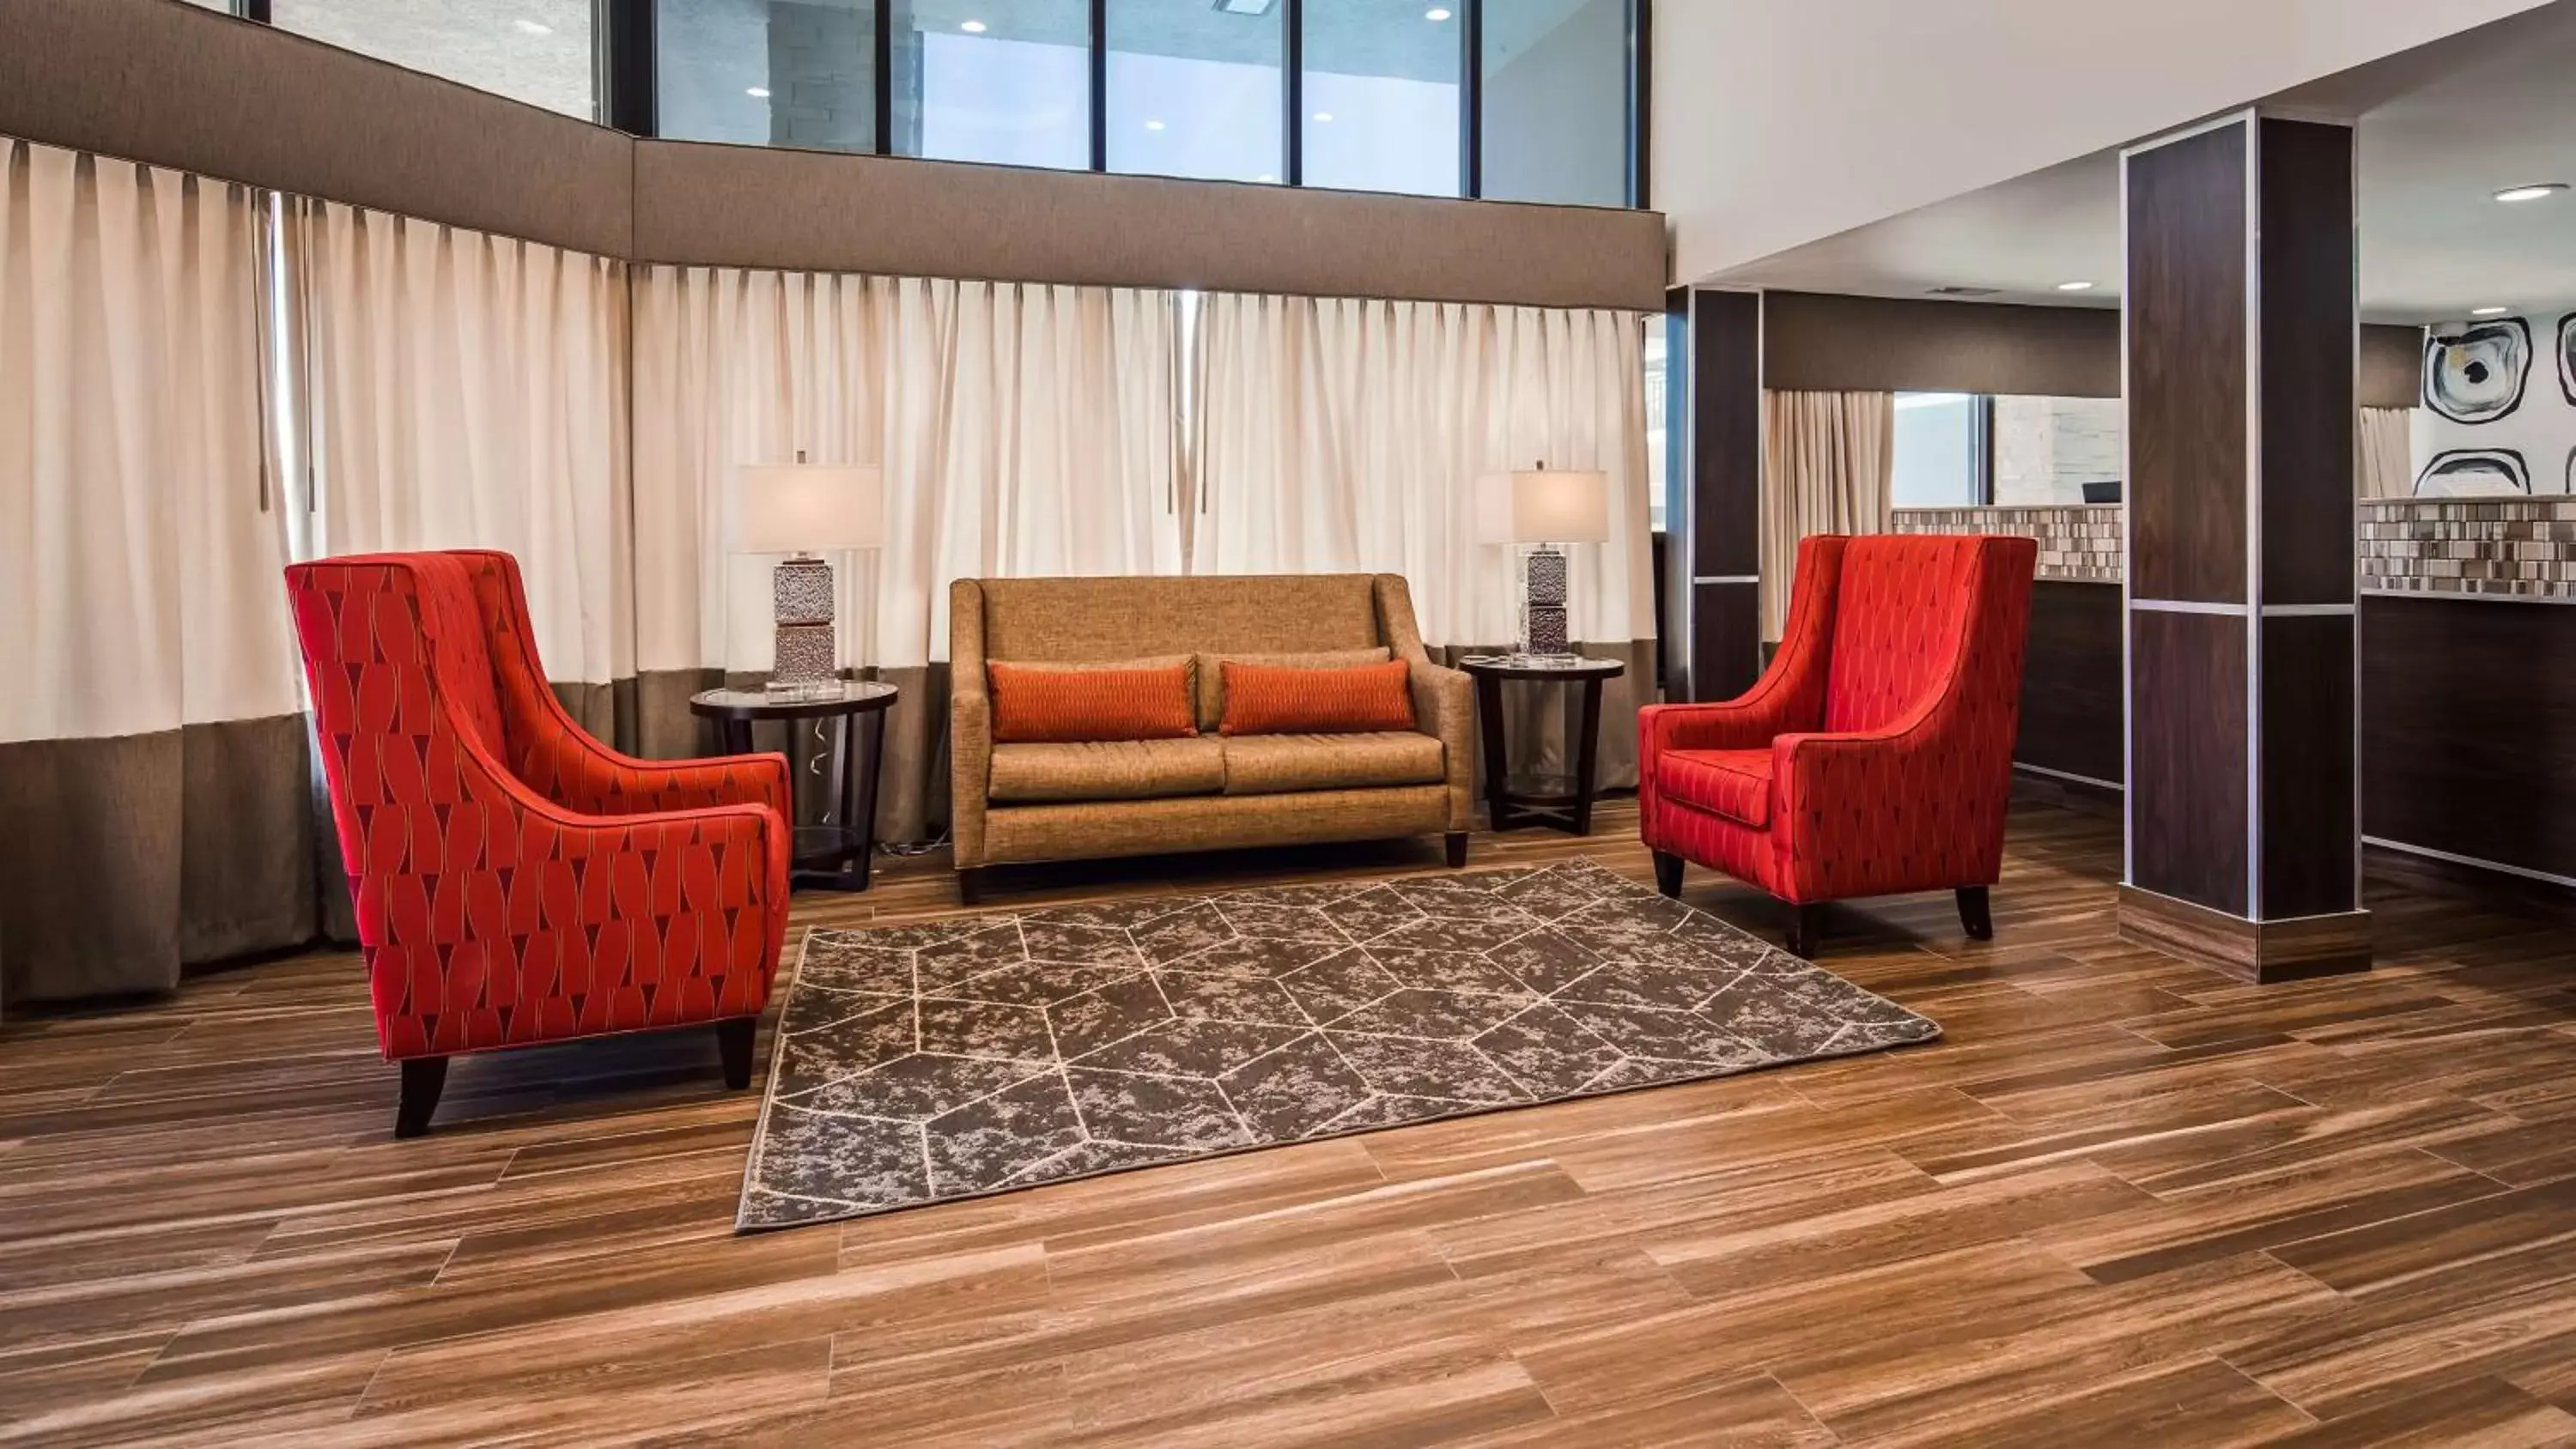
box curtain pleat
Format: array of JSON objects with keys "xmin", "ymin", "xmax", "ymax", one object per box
[
  {"xmin": 1760, "ymin": 391, "xmax": 1896, "ymax": 643},
  {"xmin": 299, "ymin": 200, "xmax": 635, "ymax": 696},
  {"xmin": 2360, "ymin": 405, "xmax": 2414, "ymax": 500},
  {"xmin": 0, "ymin": 141, "xmax": 309, "ymax": 1005},
  {"xmin": 631, "ymin": 266, "xmax": 1185, "ymax": 843},
  {"xmin": 1193, "ymin": 293, "xmax": 1657, "ymax": 785}
]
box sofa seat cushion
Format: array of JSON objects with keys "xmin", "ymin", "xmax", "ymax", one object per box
[
  {"xmin": 990, "ymin": 737, "xmax": 1227, "ymax": 803},
  {"xmin": 1660, "ymin": 748, "xmax": 1774, "ymax": 828},
  {"xmin": 1223, "ymin": 731, "xmax": 1444, "ymax": 797}
]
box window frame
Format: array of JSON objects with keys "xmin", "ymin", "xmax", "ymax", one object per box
[
  {"xmin": 1893, "ymin": 391, "xmax": 1997, "ymax": 511},
  {"xmin": 234, "ymin": 0, "xmax": 1649, "ymax": 206}
]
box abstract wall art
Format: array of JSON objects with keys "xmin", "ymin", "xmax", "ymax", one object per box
[
  {"xmin": 2423, "ymin": 318, "xmax": 2530, "ymax": 424},
  {"xmin": 2415, "ymin": 448, "xmax": 2530, "ymax": 497},
  {"xmin": 2560, "ymin": 312, "xmax": 2574, "ymax": 407},
  {"xmin": 2412, "ymin": 310, "xmax": 2576, "ymax": 495}
]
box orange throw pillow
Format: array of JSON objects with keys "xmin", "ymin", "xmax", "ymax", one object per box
[
  {"xmin": 1219, "ymin": 659, "xmax": 1417, "ymax": 737},
  {"xmin": 988, "ymin": 661, "xmax": 1199, "ymax": 743}
]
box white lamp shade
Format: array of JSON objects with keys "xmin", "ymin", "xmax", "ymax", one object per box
[
  {"xmin": 730, "ymin": 463, "xmax": 884, "ymax": 554},
  {"xmin": 1475, "ymin": 465, "xmax": 1612, "ymax": 544}
]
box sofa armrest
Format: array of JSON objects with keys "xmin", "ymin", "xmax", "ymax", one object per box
[
  {"xmin": 948, "ymin": 579, "xmax": 993, "ymax": 869},
  {"xmin": 1409, "ymin": 658, "xmax": 1476, "ymax": 831}
]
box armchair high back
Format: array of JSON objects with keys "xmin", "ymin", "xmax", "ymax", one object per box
[
  {"xmin": 1638, "ymin": 534, "xmax": 2037, "ymax": 955},
  {"xmin": 287, "ymin": 550, "xmax": 793, "ymax": 1136}
]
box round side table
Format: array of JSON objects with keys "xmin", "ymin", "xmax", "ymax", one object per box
[
  {"xmin": 690, "ymin": 681, "xmax": 899, "ymax": 893},
  {"xmin": 1459, "ymin": 655, "xmax": 1627, "ymax": 837}
]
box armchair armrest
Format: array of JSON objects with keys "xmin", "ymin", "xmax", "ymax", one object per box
[
  {"xmin": 1407, "ymin": 658, "xmax": 1475, "ymax": 831},
  {"xmin": 948, "ymin": 579, "xmax": 993, "ymax": 868},
  {"xmin": 519, "ymin": 717, "xmax": 791, "ymax": 823}
]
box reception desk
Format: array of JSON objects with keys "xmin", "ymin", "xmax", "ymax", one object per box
[{"xmin": 1893, "ymin": 499, "xmax": 2576, "ymax": 888}]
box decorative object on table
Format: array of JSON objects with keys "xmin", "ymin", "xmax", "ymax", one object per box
[
  {"xmin": 1459, "ymin": 653, "xmax": 1626, "ymax": 835},
  {"xmin": 691, "ymin": 680, "xmax": 900, "ymax": 893},
  {"xmin": 736, "ymin": 857, "xmax": 1939, "ymax": 1229},
  {"xmin": 731, "ymin": 453, "xmax": 883, "ymax": 700},
  {"xmin": 1638, "ymin": 534, "xmax": 2036, "ymax": 959},
  {"xmin": 1476, "ymin": 462, "xmax": 1611, "ymax": 660},
  {"xmin": 288, "ymin": 550, "xmax": 791, "ymax": 1138},
  {"xmin": 946, "ymin": 573, "xmax": 1476, "ymax": 905}
]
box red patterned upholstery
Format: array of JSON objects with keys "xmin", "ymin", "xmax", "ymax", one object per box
[
  {"xmin": 288, "ymin": 551, "xmax": 791, "ymax": 1064},
  {"xmin": 1659, "ymin": 749, "xmax": 1774, "ymax": 828},
  {"xmin": 1639, "ymin": 534, "xmax": 2037, "ymax": 906}
]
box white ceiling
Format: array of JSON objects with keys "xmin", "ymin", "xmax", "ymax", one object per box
[{"xmin": 1716, "ymin": 0, "xmax": 2576, "ymax": 324}]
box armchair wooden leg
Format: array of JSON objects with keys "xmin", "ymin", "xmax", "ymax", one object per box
[
  {"xmin": 1445, "ymin": 832, "xmax": 1470, "ymax": 869},
  {"xmin": 957, "ymin": 868, "xmax": 986, "ymax": 907},
  {"xmin": 1652, "ymin": 850, "xmax": 1684, "ymax": 899},
  {"xmin": 1957, "ymin": 886, "xmax": 1994, "ymax": 942},
  {"xmin": 393, "ymin": 1058, "xmax": 448, "ymax": 1139},
  {"xmin": 1783, "ymin": 903, "xmax": 1826, "ymax": 960},
  {"xmin": 717, "ymin": 1018, "xmax": 757, "ymax": 1091}
]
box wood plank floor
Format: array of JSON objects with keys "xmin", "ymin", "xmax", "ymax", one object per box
[{"xmin": 9, "ymin": 799, "xmax": 2576, "ymax": 1446}]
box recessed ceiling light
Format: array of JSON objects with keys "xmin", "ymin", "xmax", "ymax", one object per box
[
  {"xmin": 2472, "ymin": 306, "xmax": 2511, "ymax": 317},
  {"xmin": 2055, "ymin": 281, "xmax": 2095, "ymax": 292},
  {"xmin": 1425, "ymin": 6, "xmax": 1453, "ymax": 18},
  {"xmin": 1313, "ymin": 111, "xmax": 1334, "ymax": 123},
  {"xmin": 2494, "ymin": 183, "xmax": 2568, "ymax": 203},
  {"xmin": 513, "ymin": 18, "xmax": 551, "ymax": 34},
  {"xmin": 746, "ymin": 86, "xmax": 770, "ymax": 99},
  {"xmin": 1256, "ymin": 173, "xmax": 1278, "ymax": 182},
  {"xmin": 1145, "ymin": 118, "xmax": 1165, "ymax": 130},
  {"xmin": 960, "ymin": 19, "xmax": 987, "ymax": 33}
]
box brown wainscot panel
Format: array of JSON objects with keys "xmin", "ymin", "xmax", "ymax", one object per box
[
  {"xmin": 2016, "ymin": 580, "xmax": 2123, "ymax": 786},
  {"xmin": 2362, "ymin": 595, "xmax": 2576, "ymax": 881}
]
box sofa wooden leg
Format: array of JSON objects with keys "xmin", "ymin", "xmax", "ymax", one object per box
[
  {"xmin": 1783, "ymin": 904, "xmax": 1825, "ymax": 960},
  {"xmin": 1957, "ymin": 886, "xmax": 1994, "ymax": 942},
  {"xmin": 393, "ymin": 1058, "xmax": 447, "ymax": 1139},
  {"xmin": 1445, "ymin": 832, "xmax": 1470, "ymax": 869},
  {"xmin": 1652, "ymin": 851, "xmax": 1684, "ymax": 899},
  {"xmin": 717, "ymin": 1018, "xmax": 756, "ymax": 1091},
  {"xmin": 957, "ymin": 867, "xmax": 986, "ymax": 907}
]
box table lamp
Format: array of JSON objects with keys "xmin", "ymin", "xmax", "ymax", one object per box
[
  {"xmin": 732, "ymin": 454, "xmax": 884, "ymax": 700},
  {"xmin": 1477, "ymin": 463, "xmax": 1611, "ymax": 659}
]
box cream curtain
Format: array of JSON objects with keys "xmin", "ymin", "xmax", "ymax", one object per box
[
  {"xmin": 295, "ymin": 198, "xmax": 635, "ymax": 722},
  {"xmin": 2360, "ymin": 405, "xmax": 2414, "ymax": 500},
  {"xmin": 0, "ymin": 141, "xmax": 312, "ymax": 1003},
  {"xmin": 1761, "ymin": 390, "xmax": 1895, "ymax": 642},
  {"xmin": 631, "ymin": 266, "xmax": 1183, "ymax": 839},
  {"xmin": 1193, "ymin": 293, "xmax": 1655, "ymax": 786}
]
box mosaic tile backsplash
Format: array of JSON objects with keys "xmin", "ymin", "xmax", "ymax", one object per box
[
  {"xmin": 1889, "ymin": 500, "xmax": 2576, "ymax": 599},
  {"xmin": 1893, "ymin": 505, "xmax": 2123, "ymax": 582},
  {"xmin": 2360, "ymin": 499, "xmax": 2576, "ymax": 601}
]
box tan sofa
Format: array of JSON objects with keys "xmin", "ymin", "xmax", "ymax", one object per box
[{"xmin": 949, "ymin": 574, "xmax": 1475, "ymax": 899}]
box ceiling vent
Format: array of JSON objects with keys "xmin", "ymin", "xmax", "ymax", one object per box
[{"xmin": 1926, "ymin": 285, "xmax": 2002, "ymax": 298}]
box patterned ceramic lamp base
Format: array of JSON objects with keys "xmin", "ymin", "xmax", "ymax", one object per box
[
  {"xmin": 769, "ymin": 556, "xmax": 840, "ymax": 698},
  {"xmin": 1519, "ymin": 546, "xmax": 1573, "ymax": 657}
]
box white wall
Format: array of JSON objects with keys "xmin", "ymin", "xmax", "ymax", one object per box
[{"xmin": 1656, "ymin": 0, "xmax": 2559, "ymax": 283}]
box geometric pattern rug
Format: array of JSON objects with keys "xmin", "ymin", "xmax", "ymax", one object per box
[{"xmin": 738, "ymin": 858, "xmax": 1941, "ymax": 1230}]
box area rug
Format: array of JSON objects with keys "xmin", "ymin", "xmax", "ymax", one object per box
[{"xmin": 738, "ymin": 858, "xmax": 1940, "ymax": 1229}]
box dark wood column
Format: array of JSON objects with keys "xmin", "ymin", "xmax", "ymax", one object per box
[
  {"xmin": 2118, "ymin": 112, "xmax": 2367, "ymax": 981},
  {"xmin": 1662, "ymin": 287, "xmax": 1763, "ymax": 703}
]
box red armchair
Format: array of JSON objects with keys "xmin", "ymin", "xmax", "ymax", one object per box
[
  {"xmin": 287, "ymin": 550, "xmax": 793, "ymax": 1137},
  {"xmin": 1639, "ymin": 534, "xmax": 2037, "ymax": 956}
]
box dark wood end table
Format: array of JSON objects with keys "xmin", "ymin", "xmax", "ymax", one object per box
[
  {"xmin": 1459, "ymin": 655, "xmax": 1626, "ymax": 836},
  {"xmin": 690, "ymin": 681, "xmax": 899, "ymax": 893}
]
